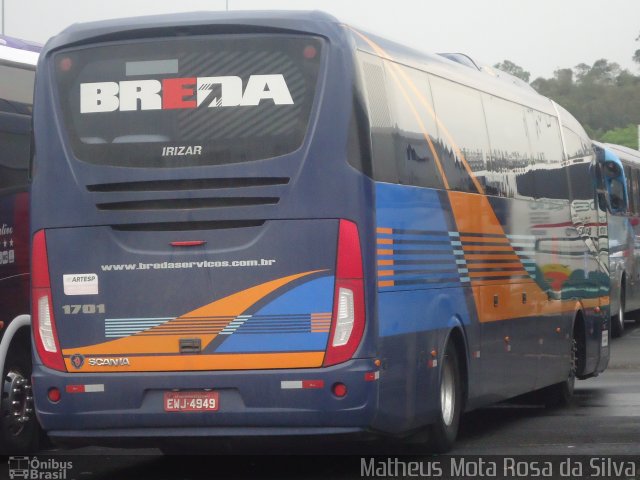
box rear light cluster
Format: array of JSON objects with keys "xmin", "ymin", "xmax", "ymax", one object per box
[
  {"xmin": 32, "ymin": 230, "xmax": 66, "ymax": 372},
  {"xmin": 323, "ymin": 220, "xmax": 365, "ymax": 367}
]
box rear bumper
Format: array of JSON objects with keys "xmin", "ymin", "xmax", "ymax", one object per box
[{"xmin": 32, "ymin": 358, "xmax": 379, "ymax": 440}]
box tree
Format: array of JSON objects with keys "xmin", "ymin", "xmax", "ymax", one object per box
[
  {"xmin": 601, "ymin": 125, "xmax": 638, "ymax": 149},
  {"xmin": 575, "ymin": 59, "xmax": 621, "ymax": 85},
  {"xmin": 530, "ymin": 58, "xmax": 640, "ymax": 138},
  {"xmin": 493, "ymin": 60, "xmax": 531, "ymax": 82},
  {"xmin": 554, "ymin": 68, "xmax": 573, "ymax": 95}
]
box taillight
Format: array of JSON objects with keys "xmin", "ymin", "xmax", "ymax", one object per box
[
  {"xmin": 324, "ymin": 220, "xmax": 365, "ymax": 367},
  {"xmin": 32, "ymin": 230, "xmax": 66, "ymax": 371}
]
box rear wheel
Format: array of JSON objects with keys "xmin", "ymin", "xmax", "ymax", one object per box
[
  {"xmin": 426, "ymin": 341, "xmax": 462, "ymax": 453},
  {"xmin": 544, "ymin": 329, "xmax": 577, "ymax": 407},
  {"xmin": 0, "ymin": 342, "xmax": 39, "ymax": 454}
]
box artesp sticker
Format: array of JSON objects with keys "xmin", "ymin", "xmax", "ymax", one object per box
[{"xmin": 63, "ymin": 273, "xmax": 99, "ymax": 295}]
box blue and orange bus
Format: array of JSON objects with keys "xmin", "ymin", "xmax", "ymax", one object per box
[
  {"xmin": 597, "ymin": 142, "xmax": 640, "ymax": 336},
  {"xmin": 30, "ymin": 11, "xmax": 627, "ymax": 451},
  {"xmin": 0, "ymin": 35, "xmax": 41, "ymax": 453}
]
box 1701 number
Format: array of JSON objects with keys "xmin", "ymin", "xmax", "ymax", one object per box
[{"xmin": 62, "ymin": 304, "xmax": 106, "ymax": 314}]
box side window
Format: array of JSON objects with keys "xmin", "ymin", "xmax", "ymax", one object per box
[
  {"xmin": 521, "ymin": 108, "xmax": 567, "ymax": 200},
  {"xmin": 428, "ymin": 75, "xmax": 489, "ymax": 193},
  {"xmin": 0, "ymin": 125, "xmax": 30, "ymax": 190},
  {"xmin": 0, "ymin": 64, "xmax": 35, "ymax": 114},
  {"xmin": 384, "ymin": 63, "xmax": 441, "ymax": 189},
  {"xmin": 633, "ymin": 169, "xmax": 640, "ymax": 216},
  {"xmin": 482, "ymin": 94, "xmax": 533, "ymax": 198},
  {"xmin": 563, "ymin": 127, "xmax": 595, "ymax": 201},
  {"xmin": 0, "ymin": 63, "xmax": 34, "ymax": 191},
  {"xmin": 624, "ymin": 166, "xmax": 635, "ymax": 215},
  {"xmin": 563, "ymin": 127, "xmax": 587, "ymax": 161},
  {"xmin": 358, "ymin": 53, "xmax": 397, "ymax": 183}
]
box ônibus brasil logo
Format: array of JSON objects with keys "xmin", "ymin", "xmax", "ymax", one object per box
[{"xmin": 80, "ymin": 74, "xmax": 294, "ymax": 113}]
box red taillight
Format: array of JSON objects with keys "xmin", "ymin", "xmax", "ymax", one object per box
[
  {"xmin": 323, "ymin": 220, "xmax": 365, "ymax": 367},
  {"xmin": 332, "ymin": 382, "xmax": 348, "ymax": 398},
  {"xmin": 47, "ymin": 387, "xmax": 61, "ymax": 403},
  {"xmin": 32, "ymin": 230, "xmax": 66, "ymax": 372}
]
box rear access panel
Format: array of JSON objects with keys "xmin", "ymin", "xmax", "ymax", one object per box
[{"xmin": 46, "ymin": 219, "xmax": 338, "ymax": 372}]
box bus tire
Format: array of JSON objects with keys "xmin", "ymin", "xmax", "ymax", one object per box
[
  {"xmin": 544, "ymin": 329, "xmax": 577, "ymax": 407},
  {"xmin": 612, "ymin": 281, "xmax": 625, "ymax": 338},
  {"xmin": 426, "ymin": 341, "xmax": 462, "ymax": 453},
  {"xmin": 0, "ymin": 339, "xmax": 39, "ymax": 454}
]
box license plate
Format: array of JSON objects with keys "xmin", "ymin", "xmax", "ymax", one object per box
[{"xmin": 164, "ymin": 391, "xmax": 219, "ymax": 412}]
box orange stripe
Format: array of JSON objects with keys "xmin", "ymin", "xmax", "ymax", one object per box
[
  {"xmin": 377, "ymin": 227, "xmax": 393, "ymax": 234},
  {"xmin": 378, "ymin": 280, "xmax": 395, "ymax": 288},
  {"xmin": 377, "ymin": 238, "xmax": 393, "ymax": 245},
  {"xmin": 471, "ymin": 284, "xmax": 592, "ymax": 323},
  {"xmin": 378, "ymin": 270, "xmax": 394, "ymax": 277},
  {"xmin": 447, "ymin": 191, "xmax": 506, "ymax": 236},
  {"xmin": 378, "ymin": 259, "xmax": 394, "ymax": 266},
  {"xmin": 377, "ymin": 249, "xmax": 393, "ymax": 255},
  {"xmin": 460, "ymin": 236, "xmax": 509, "ymax": 244},
  {"xmin": 64, "ymin": 352, "xmax": 325, "ymax": 373}
]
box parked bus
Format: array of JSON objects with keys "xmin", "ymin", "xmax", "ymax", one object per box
[
  {"xmin": 30, "ymin": 11, "xmax": 627, "ymax": 452},
  {"xmin": 597, "ymin": 142, "xmax": 640, "ymax": 336},
  {"xmin": 0, "ymin": 35, "xmax": 41, "ymax": 453}
]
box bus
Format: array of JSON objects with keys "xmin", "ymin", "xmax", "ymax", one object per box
[
  {"xmin": 0, "ymin": 35, "xmax": 41, "ymax": 453},
  {"xmin": 598, "ymin": 142, "xmax": 640, "ymax": 336},
  {"xmin": 29, "ymin": 11, "xmax": 627, "ymax": 452}
]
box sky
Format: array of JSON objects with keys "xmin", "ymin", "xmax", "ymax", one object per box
[{"xmin": 1, "ymin": 0, "xmax": 639, "ymax": 80}]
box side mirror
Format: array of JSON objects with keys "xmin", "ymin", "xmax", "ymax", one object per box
[
  {"xmin": 608, "ymin": 177, "xmax": 627, "ymax": 214},
  {"xmin": 603, "ymin": 159, "xmax": 622, "ymax": 178},
  {"xmin": 595, "ymin": 144, "xmax": 629, "ymax": 215}
]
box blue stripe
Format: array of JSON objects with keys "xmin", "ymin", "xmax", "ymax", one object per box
[
  {"xmin": 379, "ymin": 264, "xmax": 458, "ymax": 272},
  {"xmin": 386, "ymin": 243, "xmax": 453, "ymax": 252},
  {"xmin": 378, "ymin": 254, "xmax": 458, "ymax": 263},
  {"xmin": 216, "ymin": 333, "xmax": 328, "ymax": 352}
]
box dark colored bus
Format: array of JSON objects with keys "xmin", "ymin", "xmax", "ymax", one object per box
[
  {"xmin": 30, "ymin": 11, "xmax": 626, "ymax": 451},
  {"xmin": 0, "ymin": 35, "xmax": 41, "ymax": 453}
]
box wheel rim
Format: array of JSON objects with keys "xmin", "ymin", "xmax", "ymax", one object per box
[
  {"xmin": 2, "ymin": 370, "xmax": 34, "ymax": 437},
  {"xmin": 440, "ymin": 355, "xmax": 456, "ymax": 426}
]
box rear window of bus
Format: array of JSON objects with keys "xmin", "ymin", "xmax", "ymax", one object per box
[{"xmin": 54, "ymin": 34, "xmax": 324, "ymax": 168}]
